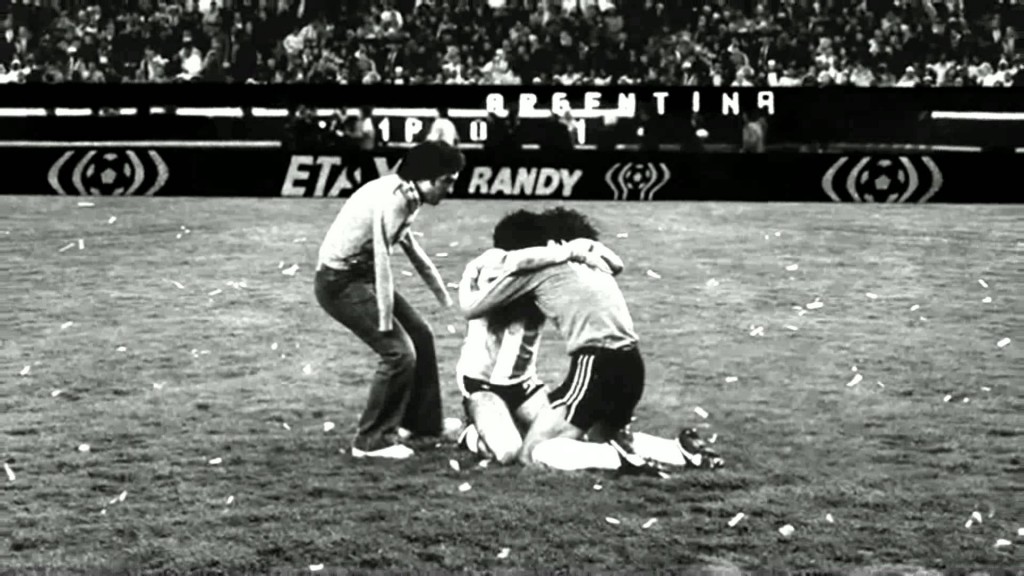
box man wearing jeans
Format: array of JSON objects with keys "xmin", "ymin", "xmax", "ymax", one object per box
[{"xmin": 313, "ymin": 141, "xmax": 465, "ymax": 460}]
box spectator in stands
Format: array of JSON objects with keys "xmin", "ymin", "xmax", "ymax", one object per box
[{"xmin": 0, "ymin": 0, "xmax": 1020, "ymax": 87}]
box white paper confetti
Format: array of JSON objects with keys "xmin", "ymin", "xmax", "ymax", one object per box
[
  {"xmin": 971, "ymin": 511, "xmax": 983, "ymax": 524},
  {"xmin": 724, "ymin": 376, "xmax": 739, "ymax": 383},
  {"xmin": 943, "ymin": 394, "xmax": 953, "ymax": 402},
  {"xmin": 51, "ymin": 390, "xmax": 62, "ymax": 397},
  {"xmin": 208, "ymin": 289, "xmax": 223, "ymax": 296},
  {"xmin": 705, "ymin": 278, "xmax": 720, "ymax": 288},
  {"xmin": 152, "ymin": 382, "xmax": 164, "ymax": 390},
  {"xmin": 774, "ymin": 231, "xmax": 782, "ymax": 237},
  {"xmin": 401, "ymin": 270, "xmax": 414, "ymax": 277},
  {"xmin": 448, "ymin": 459, "xmax": 460, "ymax": 472},
  {"xmin": 616, "ymin": 232, "xmax": 629, "ymax": 238},
  {"xmin": 323, "ymin": 422, "xmax": 335, "ymax": 433},
  {"xmin": 100, "ymin": 508, "xmax": 107, "ymax": 515},
  {"xmin": 176, "ymin": 233, "xmax": 183, "ymax": 239},
  {"xmin": 446, "ymin": 324, "xmax": 457, "ymax": 334},
  {"xmin": 727, "ymin": 513, "xmax": 745, "ymax": 527},
  {"xmin": 78, "ymin": 444, "xmax": 90, "ymax": 452},
  {"xmin": 107, "ymin": 216, "xmax": 117, "ymax": 224},
  {"xmin": 642, "ymin": 518, "xmax": 658, "ymax": 529},
  {"xmin": 694, "ymin": 407, "xmax": 709, "ymax": 419},
  {"xmin": 77, "ymin": 239, "xmax": 84, "ymax": 250},
  {"xmin": 282, "ymin": 423, "xmax": 291, "ymax": 431},
  {"xmin": 1017, "ymin": 527, "xmax": 1024, "ymax": 536},
  {"xmin": 271, "ymin": 342, "xmax": 279, "ymax": 351},
  {"xmin": 877, "ymin": 381, "xmax": 885, "ymax": 388},
  {"xmin": 4, "ymin": 463, "xmax": 15, "ymax": 482},
  {"xmin": 981, "ymin": 386, "xmax": 991, "ymax": 392},
  {"xmin": 749, "ymin": 325, "xmax": 765, "ymax": 337},
  {"xmin": 208, "ymin": 457, "xmax": 223, "ymax": 465},
  {"xmin": 448, "ymin": 240, "xmax": 458, "ymax": 246},
  {"xmin": 605, "ymin": 517, "xmax": 621, "ymax": 525},
  {"xmin": 965, "ymin": 519, "xmax": 974, "ymax": 529},
  {"xmin": 978, "ymin": 279, "xmax": 989, "ymax": 289},
  {"xmin": 282, "ymin": 264, "xmax": 300, "ymax": 276},
  {"xmin": 963, "ymin": 397, "xmax": 970, "ymax": 403},
  {"xmin": 805, "ymin": 301, "xmax": 824, "ymax": 310},
  {"xmin": 497, "ymin": 548, "xmax": 511, "ymax": 559},
  {"xmin": 994, "ymin": 539, "xmax": 1012, "ymax": 548},
  {"xmin": 997, "ymin": 338, "xmax": 1011, "ymax": 349},
  {"xmin": 646, "ymin": 270, "xmax": 662, "ymax": 279},
  {"xmin": 60, "ymin": 321, "xmax": 74, "ymax": 330},
  {"xmin": 784, "ymin": 325, "xmax": 799, "ymax": 331},
  {"xmin": 785, "ymin": 264, "xmax": 799, "ymax": 271},
  {"xmin": 825, "ymin": 513, "xmax": 835, "ymax": 523},
  {"xmin": 77, "ymin": 201, "xmax": 95, "ymax": 207},
  {"xmin": 116, "ymin": 346, "xmax": 127, "ymax": 352},
  {"xmin": 593, "ymin": 483, "xmax": 603, "ymax": 491},
  {"xmin": 778, "ymin": 524, "xmax": 795, "ymax": 537},
  {"xmin": 309, "ymin": 564, "xmax": 324, "ymax": 572},
  {"xmin": 478, "ymin": 460, "xmax": 490, "ymax": 469},
  {"xmin": 293, "ymin": 237, "xmax": 307, "ymax": 243},
  {"xmin": 58, "ymin": 242, "xmax": 75, "ymax": 253},
  {"xmin": 303, "ymin": 364, "xmax": 313, "ymax": 375},
  {"xmin": 846, "ymin": 374, "xmax": 864, "ymax": 388},
  {"xmin": 446, "ymin": 282, "xmax": 459, "ymax": 289},
  {"xmin": 226, "ymin": 495, "xmax": 234, "ymax": 505},
  {"xmin": 910, "ymin": 304, "xmax": 920, "ymax": 312},
  {"xmin": 458, "ymin": 482, "xmax": 472, "ymax": 492},
  {"xmin": 118, "ymin": 490, "xmax": 127, "ymax": 502},
  {"xmin": 436, "ymin": 252, "xmax": 449, "ymax": 258},
  {"xmin": 19, "ymin": 365, "xmax": 31, "ymax": 376},
  {"xmin": 708, "ymin": 433, "xmax": 718, "ymax": 443},
  {"xmin": 865, "ymin": 292, "xmax": 879, "ymax": 299},
  {"xmin": 168, "ymin": 280, "xmax": 185, "ymax": 290}
]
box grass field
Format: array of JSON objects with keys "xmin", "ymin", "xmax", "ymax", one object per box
[{"xmin": 1, "ymin": 197, "xmax": 1022, "ymax": 574}]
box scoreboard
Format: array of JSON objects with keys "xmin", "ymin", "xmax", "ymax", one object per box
[{"xmin": 366, "ymin": 89, "xmax": 778, "ymax": 146}]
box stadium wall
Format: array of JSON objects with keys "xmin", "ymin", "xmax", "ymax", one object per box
[{"xmin": 5, "ymin": 145, "xmax": 1019, "ymax": 203}]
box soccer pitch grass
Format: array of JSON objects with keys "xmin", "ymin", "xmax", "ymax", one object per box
[{"xmin": 1, "ymin": 197, "xmax": 1022, "ymax": 574}]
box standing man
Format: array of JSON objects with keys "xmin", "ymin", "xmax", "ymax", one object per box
[{"xmin": 314, "ymin": 140, "xmax": 466, "ymax": 460}]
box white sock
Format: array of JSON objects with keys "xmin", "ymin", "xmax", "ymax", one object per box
[
  {"xmin": 531, "ymin": 437, "xmax": 621, "ymax": 471},
  {"xmin": 632, "ymin": 432, "xmax": 686, "ymax": 467}
]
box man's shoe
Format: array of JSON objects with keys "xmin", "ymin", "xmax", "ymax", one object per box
[
  {"xmin": 350, "ymin": 443, "xmax": 415, "ymax": 460},
  {"xmin": 676, "ymin": 427, "xmax": 725, "ymax": 469}
]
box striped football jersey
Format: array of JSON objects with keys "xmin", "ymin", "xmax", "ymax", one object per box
[{"xmin": 456, "ymin": 314, "xmax": 544, "ymax": 387}]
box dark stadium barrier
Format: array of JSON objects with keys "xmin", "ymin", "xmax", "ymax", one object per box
[{"xmin": 4, "ymin": 146, "xmax": 1019, "ymax": 203}]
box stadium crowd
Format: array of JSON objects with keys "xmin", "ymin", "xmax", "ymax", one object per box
[{"xmin": 0, "ymin": 0, "xmax": 1020, "ymax": 86}]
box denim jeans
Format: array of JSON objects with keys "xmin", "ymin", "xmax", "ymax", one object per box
[{"xmin": 314, "ymin": 265, "xmax": 443, "ymax": 451}]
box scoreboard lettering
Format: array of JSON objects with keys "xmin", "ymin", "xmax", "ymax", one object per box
[{"xmin": 372, "ymin": 89, "xmax": 776, "ymax": 146}]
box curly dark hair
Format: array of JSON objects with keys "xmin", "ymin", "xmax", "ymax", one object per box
[
  {"xmin": 492, "ymin": 209, "xmax": 547, "ymax": 250},
  {"xmin": 540, "ymin": 207, "xmax": 600, "ymax": 243}
]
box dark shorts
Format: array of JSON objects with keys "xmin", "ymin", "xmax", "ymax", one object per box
[
  {"xmin": 548, "ymin": 345, "xmax": 645, "ymax": 432},
  {"xmin": 459, "ymin": 375, "xmax": 545, "ymax": 418}
]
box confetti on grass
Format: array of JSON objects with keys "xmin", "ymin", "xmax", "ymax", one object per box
[
  {"xmin": 4, "ymin": 463, "xmax": 15, "ymax": 482},
  {"xmin": 497, "ymin": 548, "xmax": 511, "ymax": 559},
  {"xmin": 725, "ymin": 376, "xmax": 739, "ymax": 383},
  {"xmin": 605, "ymin": 517, "xmax": 621, "ymax": 525},
  {"xmin": 58, "ymin": 242, "xmax": 75, "ymax": 253},
  {"xmin": 645, "ymin": 270, "xmax": 662, "ymax": 279},
  {"xmin": 994, "ymin": 539, "xmax": 1012, "ymax": 548},
  {"xmin": 107, "ymin": 216, "xmax": 117, "ymax": 224},
  {"xmin": 61, "ymin": 321, "xmax": 74, "ymax": 330},
  {"xmin": 997, "ymin": 338, "xmax": 1011, "ymax": 349},
  {"xmin": 20, "ymin": 365, "xmax": 31, "ymax": 376},
  {"xmin": 77, "ymin": 201, "xmax": 95, "ymax": 207},
  {"xmin": 225, "ymin": 495, "xmax": 234, "ymax": 505},
  {"xmin": 78, "ymin": 444, "xmax": 90, "ymax": 453},
  {"xmin": 309, "ymin": 564, "xmax": 324, "ymax": 572},
  {"xmin": 593, "ymin": 483, "xmax": 603, "ymax": 491},
  {"xmin": 727, "ymin": 513, "xmax": 745, "ymax": 527},
  {"xmin": 694, "ymin": 407, "xmax": 709, "ymax": 419},
  {"xmin": 978, "ymin": 279, "xmax": 989, "ymax": 289},
  {"xmin": 910, "ymin": 304, "xmax": 921, "ymax": 312},
  {"xmin": 303, "ymin": 364, "xmax": 313, "ymax": 375},
  {"xmin": 785, "ymin": 264, "xmax": 799, "ymax": 271},
  {"xmin": 458, "ymin": 482, "xmax": 472, "ymax": 493},
  {"xmin": 208, "ymin": 458, "xmax": 223, "ymax": 466},
  {"xmin": 282, "ymin": 264, "xmax": 300, "ymax": 276},
  {"xmin": 208, "ymin": 289, "xmax": 223, "ymax": 296},
  {"xmin": 982, "ymin": 296, "xmax": 993, "ymax": 303},
  {"xmin": 805, "ymin": 301, "xmax": 824, "ymax": 310},
  {"xmin": 826, "ymin": 513, "xmax": 835, "ymax": 523},
  {"xmin": 865, "ymin": 292, "xmax": 879, "ymax": 299},
  {"xmin": 616, "ymin": 233, "xmax": 629, "ymax": 238},
  {"xmin": 78, "ymin": 239, "xmax": 84, "ymax": 250},
  {"xmin": 323, "ymin": 422, "xmax": 335, "ymax": 433},
  {"xmin": 846, "ymin": 374, "xmax": 864, "ymax": 388},
  {"xmin": 449, "ymin": 459, "xmax": 460, "ymax": 472},
  {"xmin": 778, "ymin": 524, "xmax": 795, "ymax": 537},
  {"xmin": 642, "ymin": 518, "xmax": 658, "ymax": 529}
]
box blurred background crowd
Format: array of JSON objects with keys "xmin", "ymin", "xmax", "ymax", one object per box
[{"xmin": 0, "ymin": 0, "xmax": 1020, "ymax": 86}]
